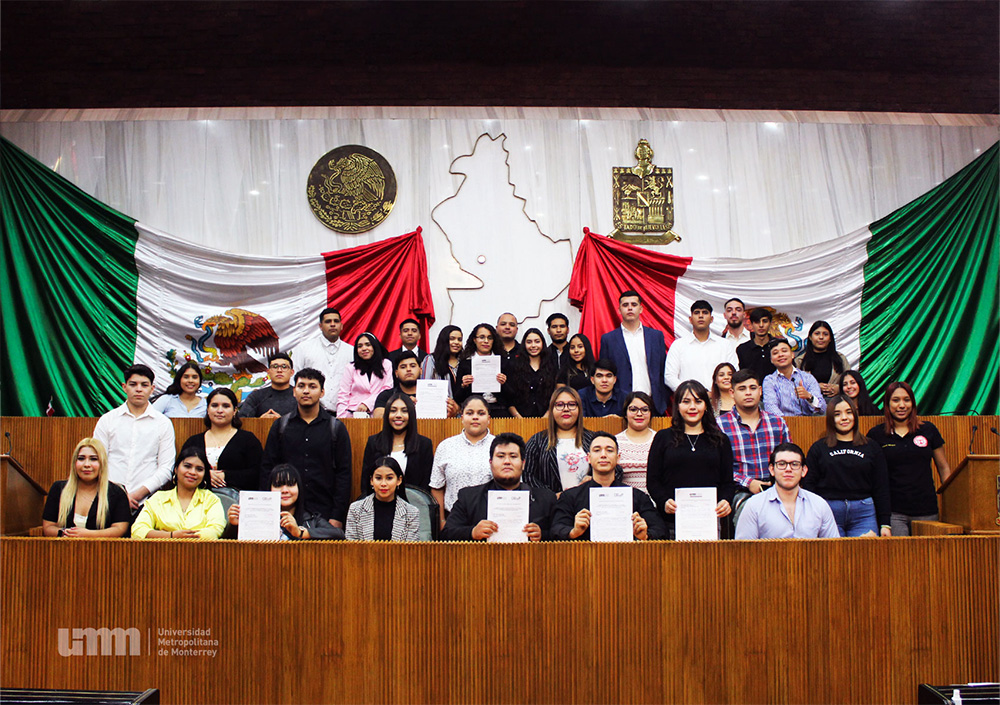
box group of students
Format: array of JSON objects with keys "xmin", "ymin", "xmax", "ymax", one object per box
[{"xmin": 41, "ymin": 348, "xmax": 950, "ymax": 542}]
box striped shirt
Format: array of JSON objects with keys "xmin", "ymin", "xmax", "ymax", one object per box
[{"xmin": 717, "ymin": 408, "xmax": 792, "ymax": 487}]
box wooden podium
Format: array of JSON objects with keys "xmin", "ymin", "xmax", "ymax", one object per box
[
  {"xmin": 1, "ymin": 454, "xmax": 48, "ymax": 536},
  {"xmin": 938, "ymin": 454, "xmax": 999, "ymax": 533}
]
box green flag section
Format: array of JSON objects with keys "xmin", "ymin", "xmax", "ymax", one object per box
[
  {"xmin": 861, "ymin": 142, "xmax": 999, "ymax": 415},
  {"xmin": 1, "ymin": 138, "xmax": 140, "ymax": 416}
]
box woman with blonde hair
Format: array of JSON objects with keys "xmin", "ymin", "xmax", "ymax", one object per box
[{"xmin": 42, "ymin": 438, "xmax": 131, "ymax": 537}]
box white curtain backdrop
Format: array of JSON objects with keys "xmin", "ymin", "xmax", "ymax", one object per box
[{"xmin": 3, "ymin": 119, "xmax": 996, "ymax": 341}]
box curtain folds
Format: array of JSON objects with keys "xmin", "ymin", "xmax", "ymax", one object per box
[
  {"xmin": 1, "ymin": 138, "xmax": 140, "ymax": 416},
  {"xmin": 860, "ymin": 143, "xmax": 999, "ymax": 415}
]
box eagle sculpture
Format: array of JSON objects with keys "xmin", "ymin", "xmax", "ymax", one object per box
[
  {"xmin": 324, "ymin": 154, "xmax": 385, "ymax": 203},
  {"xmin": 201, "ymin": 308, "xmax": 278, "ymax": 374}
]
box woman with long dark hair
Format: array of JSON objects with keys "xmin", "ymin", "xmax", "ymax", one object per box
[
  {"xmin": 360, "ymin": 391, "xmax": 434, "ymax": 495},
  {"xmin": 794, "ymin": 321, "xmax": 850, "ymax": 398},
  {"xmin": 556, "ymin": 333, "xmax": 596, "ymax": 392},
  {"xmin": 228, "ymin": 464, "xmax": 343, "ymax": 540},
  {"xmin": 152, "ymin": 361, "xmax": 206, "ymax": 418},
  {"xmin": 866, "ymin": 381, "xmax": 951, "ymax": 536},
  {"xmin": 132, "ymin": 446, "xmax": 226, "ymax": 539},
  {"xmin": 42, "ymin": 438, "xmax": 130, "ymax": 537},
  {"xmin": 803, "ymin": 395, "xmax": 891, "ymax": 537},
  {"xmin": 507, "ymin": 328, "xmax": 558, "ymax": 418},
  {"xmin": 346, "ymin": 457, "xmax": 421, "ymax": 541},
  {"xmin": 522, "ymin": 386, "xmax": 604, "ymax": 493},
  {"xmin": 181, "ymin": 387, "xmax": 262, "ymax": 491},
  {"xmin": 454, "ymin": 323, "xmax": 511, "ymax": 417},
  {"xmin": 615, "ymin": 391, "xmax": 656, "ymax": 494},
  {"xmin": 337, "ymin": 332, "xmax": 393, "ymax": 418},
  {"xmin": 421, "ymin": 325, "xmax": 464, "ymax": 399},
  {"xmin": 647, "ymin": 380, "xmax": 735, "ymax": 534},
  {"xmin": 839, "ymin": 370, "xmax": 880, "ymax": 415},
  {"xmin": 710, "ymin": 362, "xmax": 737, "ymax": 416}
]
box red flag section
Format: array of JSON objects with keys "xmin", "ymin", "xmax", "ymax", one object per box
[
  {"xmin": 569, "ymin": 229, "xmax": 692, "ymax": 357},
  {"xmin": 323, "ymin": 228, "xmax": 435, "ymax": 351}
]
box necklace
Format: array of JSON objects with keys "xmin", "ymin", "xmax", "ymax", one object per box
[{"xmin": 685, "ymin": 433, "xmax": 700, "ymax": 452}]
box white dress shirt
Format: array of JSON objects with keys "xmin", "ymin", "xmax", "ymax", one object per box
[
  {"xmin": 93, "ymin": 402, "xmax": 176, "ymax": 495},
  {"xmin": 294, "ymin": 335, "xmax": 353, "ymax": 411},
  {"xmin": 722, "ymin": 327, "xmax": 751, "ymax": 351},
  {"xmin": 621, "ymin": 324, "xmax": 651, "ymax": 395},
  {"xmin": 664, "ymin": 333, "xmax": 739, "ymax": 392}
]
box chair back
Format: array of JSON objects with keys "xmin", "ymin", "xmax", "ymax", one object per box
[{"xmin": 401, "ymin": 486, "xmax": 439, "ymax": 541}]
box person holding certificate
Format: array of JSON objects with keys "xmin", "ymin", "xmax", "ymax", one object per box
[
  {"xmin": 227, "ymin": 464, "xmax": 344, "ymax": 540},
  {"xmin": 551, "ymin": 432, "xmax": 665, "ymax": 541},
  {"xmin": 454, "ymin": 323, "xmax": 512, "ymax": 418},
  {"xmin": 647, "ymin": 380, "xmax": 736, "ymax": 538},
  {"xmin": 441, "ymin": 433, "xmax": 557, "ymax": 541},
  {"xmin": 345, "ymin": 457, "xmax": 421, "ymax": 541},
  {"xmin": 131, "ymin": 447, "xmax": 226, "ymax": 539},
  {"xmin": 360, "ymin": 392, "xmax": 434, "ymax": 495}
]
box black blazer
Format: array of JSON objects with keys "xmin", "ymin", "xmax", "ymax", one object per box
[
  {"xmin": 441, "ymin": 480, "xmax": 557, "ymax": 541},
  {"xmin": 359, "ymin": 433, "xmax": 435, "ymax": 497},
  {"xmin": 181, "ymin": 429, "xmax": 263, "ymax": 492}
]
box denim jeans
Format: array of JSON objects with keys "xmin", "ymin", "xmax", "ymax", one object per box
[{"xmin": 826, "ymin": 498, "xmax": 877, "ymax": 537}]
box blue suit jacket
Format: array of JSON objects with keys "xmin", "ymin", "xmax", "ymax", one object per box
[{"xmin": 599, "ymin": 326, "xmax": 669, "ymax": 415}]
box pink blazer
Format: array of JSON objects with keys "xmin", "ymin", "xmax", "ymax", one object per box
[{"xmin": 337, "ymin": 360, "xmax": 393, "ymax": 417}]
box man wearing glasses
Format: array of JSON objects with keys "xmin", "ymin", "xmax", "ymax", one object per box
[
  {"xmin": 734, "ymin": 443, "xmax": 839, "ymax": 539},
  {"xmin": 239, "ymin": 352, "xmax": 297, "ymax": 418}
]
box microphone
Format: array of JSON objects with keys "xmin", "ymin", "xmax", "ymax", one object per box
[
  {"xmin": 3, "ymin": 431, "xmax": 11, "ymax": 455},
  {"xmin": 991, "ymin": 427, "xmax": 998, "ymax": 437},
  {"xmin": 968, "ymin": 425, "xmax": 978, "ymax": 455}
]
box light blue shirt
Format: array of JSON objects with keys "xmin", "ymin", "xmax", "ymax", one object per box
[
  {"xmin": 762, "ymin": 368, "xmax": 826, "ymax": 417},
  {"xmin": 735, "ymin": 485, "xmax": 839, "ymax": 539},
  {"xmin": 151, "ymin": 394, "xmax": 206, "ymax": 418}
]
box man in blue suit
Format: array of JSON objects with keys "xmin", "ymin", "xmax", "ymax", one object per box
[{"xmin": 598, "ymin": 290, "xmax": 669, "ymax": 415}]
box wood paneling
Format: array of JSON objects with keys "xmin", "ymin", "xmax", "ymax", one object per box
[
  {"xmin": 2, "ymin": 416, "xmax": 996, "ymax": 506},
  {"xmin": 1, "ymin": 536, "xmax": 996, "ymax": 704},
  {"xmin": 938, "ymin": 455, "xmax": 1000, "ymax": 532}
]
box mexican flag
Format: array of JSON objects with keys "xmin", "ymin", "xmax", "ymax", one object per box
[
  {"xmin": 571, "ymin": 142, "xmax": 998, "ymax": 416},
  {"xmin": 1, "ymin": 138, "xmax": 434, "ymax": 416}
]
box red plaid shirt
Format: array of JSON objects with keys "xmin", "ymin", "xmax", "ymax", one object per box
[{"xmin": 717, "ymin": 408, "xmax": 791, "ymax": 487}]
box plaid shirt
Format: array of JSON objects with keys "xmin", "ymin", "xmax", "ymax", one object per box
[{"xmin": 717, "ymin": 408, "xmax": 791, "ymax": 487}]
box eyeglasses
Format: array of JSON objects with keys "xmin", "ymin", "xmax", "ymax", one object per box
[
  {"xmin": 475, "ymin": 335, "xmax": 493, "ymax": 341},
  {"xmin": 269, "ymin": 364, "xmax": 291, "ymax": 370},
  {"xmin": 627, "ymin": 406, "xmax": 650, "ymax": 414},
  {"xmin": 553, "ymin": 401, "xmax": 579, "ymax": 410},
  {"xmin": 773, "ymin": 460, "xmax": 802, "ymax": 470}
]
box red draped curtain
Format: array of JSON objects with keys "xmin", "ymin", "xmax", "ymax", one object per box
[
  {"xmin": 323, "ymin": 227, "xmax": 435, "ymax": 350},
  {"xmin": 568, "ymin": 229, "xmax": 691, "ymax": 357}
]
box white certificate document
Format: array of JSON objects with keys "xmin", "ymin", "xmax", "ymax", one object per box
[
  {"xmin": 486, "ymin": 490, "xmax": 530, "ymax": 543},
  {"xmin": 237, "ymin": 491, "xmax": 281, "ymax": 541},
  {"xmin": 416, "ymin": 379, "xmax": 449, "ymax": 419},
  {"xmin": 589, "ymin": 487, "xmax": 633, "ymax": 542},
  {"xmin": 675, "ymin": 487, "xmax": 718, "ymax": 541},
  {"xmin": 471, "ymin": 355, "xmax": 501, "ymax": 393}
]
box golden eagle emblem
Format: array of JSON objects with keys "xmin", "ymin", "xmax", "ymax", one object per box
[{"xmin": 307, "ymin": 144, "xmax": 397, "ymax": 233}]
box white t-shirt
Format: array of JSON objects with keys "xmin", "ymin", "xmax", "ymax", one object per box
[{"xmin": 557, "ymin": 438, "xmax": 589, "ymax": 491}]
